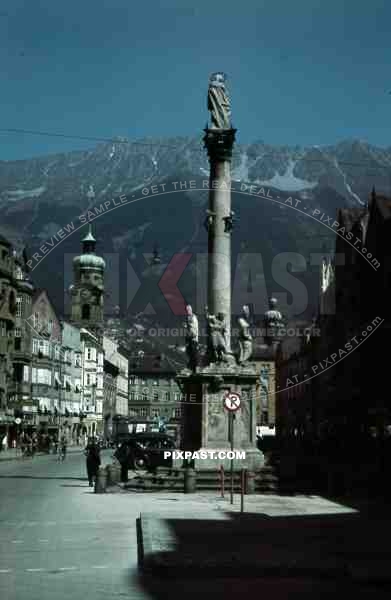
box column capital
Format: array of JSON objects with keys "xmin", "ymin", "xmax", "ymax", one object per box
[{"xmin": 203, "ymin": 128, "xmax": 236, "ymax": 162}]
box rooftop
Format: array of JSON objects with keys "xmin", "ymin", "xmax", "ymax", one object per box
[{"xmin": 129, "ymin": 353, "xmax": 178, "ymax": 374}]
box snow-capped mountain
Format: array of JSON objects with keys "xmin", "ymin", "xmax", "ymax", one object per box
[{"xmin": 0, "ymin": 136, "xmax": 388, "ymax": 336}]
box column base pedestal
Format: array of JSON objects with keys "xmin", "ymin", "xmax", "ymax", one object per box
[{"xmin": 173, "ymin": 447, "xmax": 264, "ymax": 471}]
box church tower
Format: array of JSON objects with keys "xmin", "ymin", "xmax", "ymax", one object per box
[{"xmin": 70, "ymin": 224, "xmax": 105, "ymax": 340}]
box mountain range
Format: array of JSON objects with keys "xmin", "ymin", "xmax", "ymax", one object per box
[{"xmin": 1, "ymin": 136, "xmax": 389, "ymax": 351}]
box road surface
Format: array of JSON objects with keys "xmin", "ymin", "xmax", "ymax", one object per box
[{"xmin": 0, "ymin": 451, "xmax": 389, "ymax": 600}]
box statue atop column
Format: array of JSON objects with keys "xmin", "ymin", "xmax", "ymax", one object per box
[
  {"xmin": 184, "ymin": 304, "xmax": 199, "ymax": 371},
  {"xmin": 207, "ymin": 72, "xmax": 231, "ymax": 130},
  {"xmin": 205, "ymin": 306, "xmax": 227, "ymax": 363},
  {"xmin": 237, "ymin": 304, "xmax": 253, "ymax": 364}
]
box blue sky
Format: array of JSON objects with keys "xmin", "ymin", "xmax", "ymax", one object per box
[{"xmin": 1, "ymin": 0, "xmax": 391, "ymax": 160}]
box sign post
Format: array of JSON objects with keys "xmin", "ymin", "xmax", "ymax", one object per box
[{"xmin": 223, "ymin": 392, "xmax": 241, "ymax": 505}]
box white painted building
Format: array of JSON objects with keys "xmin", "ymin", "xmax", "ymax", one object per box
[
  {"xmin": 80, "ymin": 328, "xmax": 104, "ymax": 438},
  {"xmin": 102, "ymin": 335, "xmax": 129, "ymax": 439}
]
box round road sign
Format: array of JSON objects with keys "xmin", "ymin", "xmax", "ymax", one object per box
[{"xmin": 223, "ymin": 392, "xmax": 241, "ymax": 412}]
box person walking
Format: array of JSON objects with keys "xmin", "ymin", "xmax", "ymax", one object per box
[
  {"xmin": 58, "ymin": 435, "xmax": 67, "ymax": 461},
  {"xmin": 85, "ymin": 437, "xmax": 101, "ymax": 487}
]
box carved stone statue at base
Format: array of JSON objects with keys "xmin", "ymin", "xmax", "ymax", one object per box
[
  {"xmin": 184, "ymin": 304, "xmax": 199, "ymax": 371},
  {"xmin": 205, "ymin": 306, "xmax": 227, "ymax": 363},
  {"xmin": 237, "ymin": 304, "xmax": 253, "ymax": 364}
]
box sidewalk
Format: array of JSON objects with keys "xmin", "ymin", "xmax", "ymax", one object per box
[
  {"xmin": 0, "ymin": 446, "xmax": 84, "ymax": 462},
  {"xmin": 137, "ymin": 492, "xmax": 391, "ymax": 582}
]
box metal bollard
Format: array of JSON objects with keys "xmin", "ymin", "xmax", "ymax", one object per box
[
  {"xmin": 245, "ymin": 470, "xmax": 256, "ymax": 494},
  {"xmin": 220, "ymin": 465, "xmax": 225, "ymax": 498},
  {"xmin": 95, "ymin": 466, "xmax": 107, "ymax": 493},
  {"xmin": 111, "ymin": 463, "xmax": 121, "ymax": 484},
  {"xmin": 184, "ymin": 467, "xmax": 196, "ymax": 493},
  {"xmin": 240, "ymin": 468, "xmax": 246, "ymax": 512}
]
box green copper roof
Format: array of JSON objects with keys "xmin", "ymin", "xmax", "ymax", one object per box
[{"xmin": 73, "ymin": 253, "xmax": 105, "ymax": 269}]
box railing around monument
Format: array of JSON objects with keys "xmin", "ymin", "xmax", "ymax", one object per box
[{"xmin": 219, "ymin": 465, "xmax": 247, "ymax": 513}]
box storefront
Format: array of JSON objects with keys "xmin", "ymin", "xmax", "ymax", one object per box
[{"xmin": 0, "ymin": 413, "xmax": 14, "ymax": 448}]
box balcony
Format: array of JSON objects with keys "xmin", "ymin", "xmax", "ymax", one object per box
[{"xmin": 12, "ymin": 349, "xmax": 32, "ymax": 361}]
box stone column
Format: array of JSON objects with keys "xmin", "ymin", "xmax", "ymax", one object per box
[{"xmin": 203, "ymin": 128, "xmax": 236, "ymax": 354}]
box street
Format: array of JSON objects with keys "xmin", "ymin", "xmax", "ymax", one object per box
[{"xmin": 1, "ymin": 451, "xmax": 391, "ymax": 600}]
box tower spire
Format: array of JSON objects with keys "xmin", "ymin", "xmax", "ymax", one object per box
[{"xmin": 81, "ymin": 223, "xmax": 96, "ymax": 253}]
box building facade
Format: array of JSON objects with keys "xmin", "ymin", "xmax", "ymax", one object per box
[
  {"xmin": 10, "ymin": 252, "xmax": 35, "ymax": 420},
  {"xmin": 29, "ymin": 289, "xmax": 63, "ymax": 438},
  {"xmin": 102, "ymin": 338, "xmax": 128, "ymax": 439},
  {"xmin": 128, "ymin": 352, "xmax": 182, "ymax": 439},
  {"xmin": 80, "ymin": 328, "xmax": 104, "ymax": 438},
  {"xmin": 0, "ymin": 236, "xmax": 18, "ymax": 444},
  {"xmin": 60, "ymin": 321, "xmax": 83, "ymax": 443}
]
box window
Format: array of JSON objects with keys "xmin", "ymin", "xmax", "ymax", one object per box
[
  {"xmin": 174, "ymin": 407, "xmax": 182, "ymax": 419},
  {"xmin": 75, "ymin": 353, "xmax": 81, "ymax": 366},
  {"xmin": 142, "ymin": 390, "xmax": 148, "ymax": 402},
  {"xmin": 23, "ymin": 365, "xmax": 29, "ymax": 382},
  {"xmin": 16, "ymin": 296, "xmax": 22, "ymax": 317},
  {"xmin": 14, "ymin": 328, "xmax": 21, "ymax": 337},
  {"xmin": 164, "ymin": 391, "xmax": 170, "ymax": 401},
  {"xmin": 86, "ymin": 373, "xmax": 91, "ymax": 386},
  {"xmin": 54, "ymin": 372, "xmax": 61, "ymax": 388},
  {"xmin": 152, "ymin": 409, "xmax": 160, "ymax": 418},
  {"xmin": 0, "ymin": 321, "xmax": 6, "ymax": 337},
  {"xmin": 86, "ymin": 347, "xmax": 97, "ymax": 361},
  {"xmin": 82, "ymin": 304, "xmax": 90, "ymax": 320},
  {"xmin": 14, "ymin": 266, "xmax": 23, "ymax": 280},
  {"xmin": 130, "ymin": 391, "xmax": 135, "ymax": 401},
  {"xmin": 39, "ymin": 340, "xmax": 50, "ymax": 357},
  {"xmin": 152, "ymin": 391, "xmax": 159, "ymax": 401},
  {"xmin": 140, "ymin": 407, "xmax": 149, "ymax": 418},
  {"xmin": 32, "ymin": 368, "xmax": 51, "ymax": 385},
  {"xmin": 14, "ymin": 337, "xmax": 21, "ymax": 350},
  {"xmin": 13, "ymin": 364, "xmax": 23, "ymax": 383},
  {"xmin": 47, "ymin": 319, "xmax": 53, "ymax": 333}
]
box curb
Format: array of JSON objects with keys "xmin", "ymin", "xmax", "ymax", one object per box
[{"xmin": 137, "ymin": 515, "xmax": 391, "ymax": 583}]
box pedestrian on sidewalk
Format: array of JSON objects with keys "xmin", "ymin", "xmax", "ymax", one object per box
[
  {"xmin": 85, "ymin": 437, "xmax": 101, "ymax": 487},
  {"xmin": 1, "ymin": 434, "xmax": 8, "ymax": 452}
]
